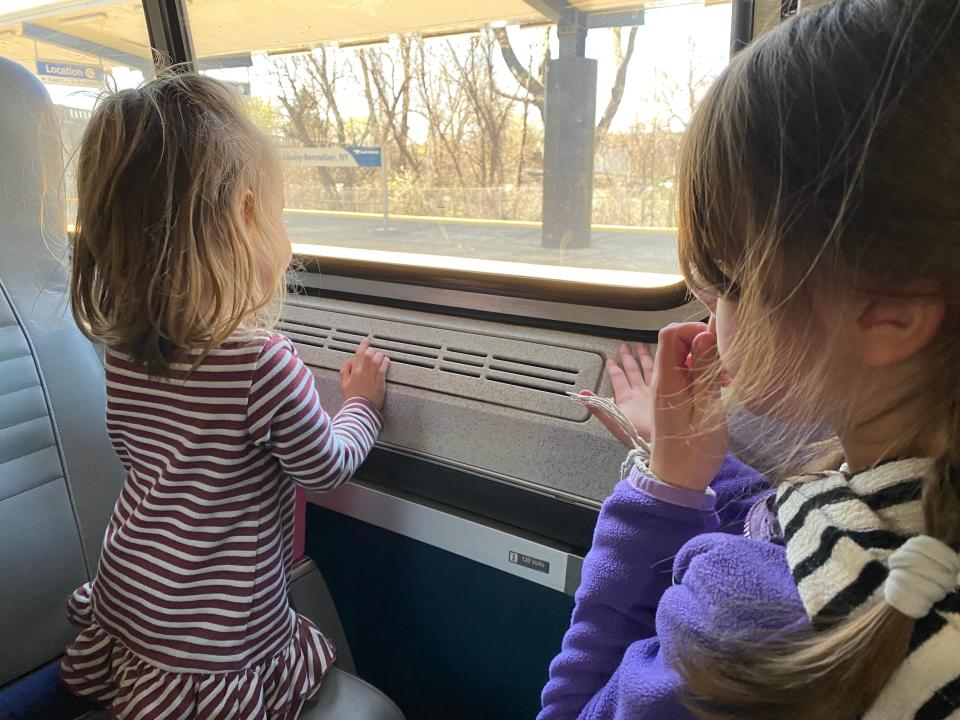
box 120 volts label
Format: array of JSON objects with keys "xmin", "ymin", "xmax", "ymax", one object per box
[{"xmin": 508, "ymin": 551, "xmax": 550, "ymax": 574}]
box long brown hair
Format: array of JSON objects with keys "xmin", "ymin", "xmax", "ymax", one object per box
[
  {"xmin": 70, "ymin": 73, "xmax": 287, "ymax": 373},
  {"xmin": 675, "ymin": 0, "xmax": 960, "ymax": 717}
]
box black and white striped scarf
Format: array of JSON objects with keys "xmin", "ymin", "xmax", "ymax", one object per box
[{"xmin": 775, "ymin": 458, "xmax": 960, "ymax": 719}]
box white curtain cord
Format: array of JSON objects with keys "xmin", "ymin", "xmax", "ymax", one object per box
[{"xmin": 567, "ymin": 392, "xmax": 651, "ymax": 455}]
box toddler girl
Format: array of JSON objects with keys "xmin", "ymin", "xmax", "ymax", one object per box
[{"xmin": 60, "ymin": 74, "xmax": 389, "ymax": 720}]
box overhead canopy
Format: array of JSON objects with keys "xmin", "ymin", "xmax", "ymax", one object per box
[
  {"xmin": 0, "ymin": 0, "xmax": 720, "ymax": 74},
  {"xmin": 0, "ymin": 1, "xmax": 152, "ymax": 76}
]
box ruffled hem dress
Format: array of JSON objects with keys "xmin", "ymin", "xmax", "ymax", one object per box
[{"xmin": 61, "ymin": 584, "xmax": 336, "ymax": 720}]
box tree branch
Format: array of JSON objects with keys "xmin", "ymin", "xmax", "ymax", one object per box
[
  {"xmin": 492, "ymin": 26, "xmax": 545, "ymax": 118},
  {"xmin": 597, "ymin": 26, "xmax": 639, "ymax": 135}
]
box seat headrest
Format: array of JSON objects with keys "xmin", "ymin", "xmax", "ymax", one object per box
[{"xmin": 0, "ymin": 57, "xmax": 64, "ymax": 233}]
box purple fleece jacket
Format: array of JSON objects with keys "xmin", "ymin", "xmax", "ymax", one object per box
[{"xmin": 539, "ymin": 454, "xmax": 808, "ymax": 720}]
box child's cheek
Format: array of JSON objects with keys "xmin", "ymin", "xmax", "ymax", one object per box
[
  {"xmin": 714, "ymin": 299, "xmax": 741, "ymax": 379},
  {"xmin": 717, "ymin": 332, "xmax": 737, "ymax": 377}
]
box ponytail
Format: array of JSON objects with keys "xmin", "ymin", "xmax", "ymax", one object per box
[
  {"xmin": 676, "ymin": 451, "xmax": 960, "ymax": 720},
  {"xmin": 676, "ymin": 603, "xmax": 911, "ymax": 720}
]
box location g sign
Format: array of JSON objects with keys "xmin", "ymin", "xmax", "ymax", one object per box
[{"xmin": 36, "ymin": 61, "xmax": 104, "ymax": 87}]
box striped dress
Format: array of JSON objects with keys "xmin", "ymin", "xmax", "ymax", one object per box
[{"xmin": 60, "ymin": 332, "xmax": 382, "ymax": 720}]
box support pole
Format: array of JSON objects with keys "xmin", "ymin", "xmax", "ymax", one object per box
[
  {"xmin": 541, "ymin": 12, "xmax": 597, "ymax": 249},
  {"xmin": 730, "ymin": 0, "xmax": 755, "ymax": 56},
  {"xmin": 380, "ymin": 147, "xmax": 389, "ymax": 227}
]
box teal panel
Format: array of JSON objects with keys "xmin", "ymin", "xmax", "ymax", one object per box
[{"xmin": 305, "ymin": 503, "xmax": 575, "ymax": 720}]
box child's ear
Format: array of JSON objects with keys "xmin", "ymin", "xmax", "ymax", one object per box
[
  {"xmin": 239, "ymin": 189, "xmax": 255, "ymax": 228},
  {"xmin": 852, "ymin": 293, "xmax": 945, "ymax": 367}
]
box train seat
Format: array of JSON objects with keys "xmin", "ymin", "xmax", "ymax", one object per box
[{"xmin": 0, "ymin": 56, "xmax": 402, "ymax": 720}]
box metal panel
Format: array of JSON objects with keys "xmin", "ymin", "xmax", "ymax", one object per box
[
  {"xmin": 287, "ymin": 295, "xmax": 630, "ymax": 503},
  {"xmin": 310, "ymin": 481, "xmax": 584, "ymax": 595},
  {"xmin": 281, "ymin": 302, "xmax": 605, "ymax": 422},
  {"xmin": 586, "ymin": 9, "xmax": 644, "ymax": 28}
]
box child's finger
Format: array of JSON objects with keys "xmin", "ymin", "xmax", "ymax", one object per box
[
  {"xmin": 378, "ymin": 355, "xmax": 390, "ymax": 377},
  {"xmin": 587, "ymin": 406, "xmax": 631, "ymax": 446},
  {"xmin": 655, "ymin": 323, "xmax": 708, "ymax": 399},
  {"xmin": 689, "ymin": 331, "xmax": 721, "ymax": 418},
  {"xmin": 340, "ymin": 359, "xmax": 353, "ymax": 380},
  {"xmin": 606, "ymin": 358, "xmax": 630, "ymax": 397},
  {"xmin": 620, "ymin": 343, "xmax": 644, "ymax": 387},
  {"xmin": 689, "ymin": 331, "xmax": 718, "ymax": 376},
  {"xmin": 635, "ymin": 344, "xmax": 654, "ymax": 382},
  {"xmin": 356, "ymin": 338, "xmax": 371, "ymax": 358}
]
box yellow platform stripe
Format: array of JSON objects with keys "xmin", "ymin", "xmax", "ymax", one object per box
[{"xmin": 283, "ymin": 207, "xmax": 678, "ymax": 234}]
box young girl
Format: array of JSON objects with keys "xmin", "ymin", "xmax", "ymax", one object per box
[
  {"xmin": 541, "ymin": 1, "xmax": 960, "ymax": 719},
  {"xmin": 59, "ymin": 74, "xmax": 390, "ymax": 719}
]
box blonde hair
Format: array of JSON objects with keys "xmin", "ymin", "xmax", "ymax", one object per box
[
  {"xmin": 70, "ymin": 72, "xmax": 288, "ymax": 372},
  {"xmin": 674, "ymin": 0, "xmax": 960, "ymax": 717}
]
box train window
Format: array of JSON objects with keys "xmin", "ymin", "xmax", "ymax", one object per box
[
  {"xmin": 0, "ymin": 2, "xmax": 154, "ymax": 221},
  {"xmin": 182, "ymin": 0, "xmax": 734, "ymax": 300}
]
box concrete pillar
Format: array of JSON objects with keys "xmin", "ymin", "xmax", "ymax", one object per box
[{"xmin": 541, "ymin": 18, "xmax": 597, "ymax": 249}]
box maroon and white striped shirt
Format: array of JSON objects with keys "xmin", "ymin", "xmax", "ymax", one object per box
[{"xmin": 61, "ymin": 332, "xmax": 381, "ymax": 720}]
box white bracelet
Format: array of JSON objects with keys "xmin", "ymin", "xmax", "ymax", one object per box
[{"xmin": 622, "ymin": 447, "xmax": 653, "ymax": 481}]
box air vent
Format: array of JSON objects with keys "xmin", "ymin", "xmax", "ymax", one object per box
[{"xmin": 279, "ymin": 305, "xmax": 604, "ymax": 422}]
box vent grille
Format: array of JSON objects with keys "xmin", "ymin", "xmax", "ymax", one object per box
[{"xmin": 279, "ymin": 305, "xmax": 603, "ymax": 421}]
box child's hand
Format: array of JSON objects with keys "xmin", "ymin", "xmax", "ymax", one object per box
[
  {"xmin": 585, "ymin": 343, "xmax": 655, "ymax": 446},
  {"xmin": 648, "ymin": 323, "xmax": 728, "ymax": 493},
  {"xmin": 340, "ymin": 339, "xmax": 389, "ymax": 411}
]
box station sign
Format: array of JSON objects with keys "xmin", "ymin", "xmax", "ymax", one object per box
[
  {"xmin": 278, "ymin": 146, "xmax": 382, "ymax": 168},
  {"xmin": 36, "ymin": 60, "xmax": 103, "ymax": 86}
]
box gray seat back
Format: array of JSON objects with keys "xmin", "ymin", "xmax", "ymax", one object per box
[{"xmin": 0, "ymin": 57, "xmax": 125, "ymax": 685}]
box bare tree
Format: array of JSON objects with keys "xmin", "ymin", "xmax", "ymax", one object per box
[
  {"xmin": 274, "ymin": 56, "xmax": 337, "ymax": 190},
  {"xmin": 359, "ymin": 39, "xmax": 420, "ymax": 175},
  {"xmin": 493, "ymin": 24, "xmax": 640, "ymax": 134},
  {"xmin": 655, "ymin": 37, "xmax": 715, "ymax": 131},
  {"xmin": 415, "ymin": 41, "xmax": 469, "ymax": 186},
  {"xmin": 446, "ymin": 33, "xmax": 519, "ymax": 187},
  {"xmin": 597, "ymin": 26, "xmax": 639, "ymax": 136},
  {"xmin": 492, "ymin": 26, "xmax": 547, "ymax": 119},
  {"xmin": 265, "ymin": 25, "xmax": 662, "ymax": 223}
]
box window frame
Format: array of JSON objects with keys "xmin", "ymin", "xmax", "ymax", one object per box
[{"xmin": 296, "ymin": 253, "xmax": 690, "ymax": 311}]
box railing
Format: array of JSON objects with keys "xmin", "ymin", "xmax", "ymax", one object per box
[{"xmin": 283, "ymin": 184, "xmax": 677, "ymax": 228}]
